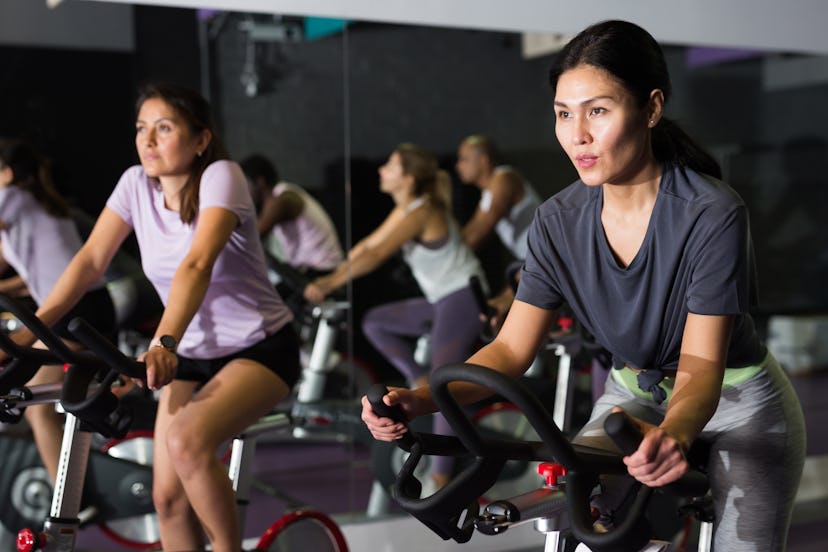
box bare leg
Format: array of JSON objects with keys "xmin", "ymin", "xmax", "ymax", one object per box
[
  {"xmin": 152, "ymin": 379, "xmax": 205, "ymax": 551},
  {"xmin": 22, "ymin": 339, "xmax": 85, "ymax": 484},
  {"xmin": 163, "ymin": 360, "xmax": 290, "ymax": 552}
]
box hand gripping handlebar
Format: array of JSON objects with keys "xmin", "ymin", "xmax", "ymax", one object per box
[{"xmin": 368, "ymin": 363, "xmax": 709, "ymax": 552}]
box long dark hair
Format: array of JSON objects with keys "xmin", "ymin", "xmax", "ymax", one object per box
[
  {"xmin": 0, "ymin": 138, "xmax": 70, "ymax": 217},
  {"xmin": 549, "ymin": 20, "xmax": 721, "ymax": 179},
  {"xmin": 135, "ymin": 82, "xmax": 229, "ymax": 224}
]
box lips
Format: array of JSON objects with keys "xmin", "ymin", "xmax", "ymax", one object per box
[{"xmin": 576, "ymin": 154, "xmax": 597, "ymax": 169}]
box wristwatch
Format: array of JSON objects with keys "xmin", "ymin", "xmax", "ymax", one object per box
[{"xmin": 150, "ymin": 334, "xmax": 177, "ymax": 352}]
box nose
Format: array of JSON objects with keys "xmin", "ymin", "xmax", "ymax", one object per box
[{"xmin": 572, "ymin": 117, "xmax": 591, "ymax": 145}]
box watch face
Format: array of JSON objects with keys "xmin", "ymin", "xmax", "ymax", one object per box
[{"xmin": 159, "ymin": 335, "xmax": 176, "ymax": 349}]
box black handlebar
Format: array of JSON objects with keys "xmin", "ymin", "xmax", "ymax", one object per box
[
  {"xmin": 0, "ymin": 292, "xmax": 139, "ymax": 438},
  {"xmin": 68, "ymin": 317, "xmax": 146, "ymax": 381},
  {"xmin": 368, "ymin": 363, "xmax": 710, "ymax": 551}
]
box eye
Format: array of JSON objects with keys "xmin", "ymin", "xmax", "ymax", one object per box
[
  {"xmin": 589, "ymin": 107, "xmax": 607, "ymax": 117},
  {"xmin": 556, "ymin": 110, "xmax": 571, "ymax": 120},
  {"xmin": 135, "ymin": 124, "xmax": 146, "ymax": 135},
  {"xmin": 158, "ymin": 123, "xmax": 172, "ymax": 133}
]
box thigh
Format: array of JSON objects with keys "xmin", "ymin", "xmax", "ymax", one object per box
[
  {"xmin": 429, "ymin": 287, "xmax": 484, "ymax": 370},
  {"xmin": 171, "ymin": 359, "xmax": 291, "ymax": 451},
  {"xmin": 703, "ymin": 360, "xmax": 806, "ymax": 551},
  {"xmin": 572, "ymin": 373, "xmax": 666, "ymax": 452},
  {"xmin": 362, "ymin": 297, "xmax": 434, "ymax": 339},
  {"xmin": 154, "ymin": 379, "xmax": 201, "ymax": 489}
]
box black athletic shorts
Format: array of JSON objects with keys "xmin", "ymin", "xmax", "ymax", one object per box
[
  {"xmin": 175, "ymin": 322, "xmax": 301, "ymax": 388},
  {"xmin": 52, "ymin": 286, "xmax": 117, "ymax": 343}
]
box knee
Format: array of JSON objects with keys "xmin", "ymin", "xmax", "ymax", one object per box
[
  {"xmin": 152, "ymin": 478, "xmax": 190, "ymax": 521},
  {"xmin": 164, "ymin": 424, "xmax": 212, "ymax": 480},
  {"xmin": 23, "ymin": 403, "xmax": 61, "ymax": 427}
]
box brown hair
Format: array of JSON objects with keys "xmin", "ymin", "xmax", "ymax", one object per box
[
  {"xmin": 394, "ymin": 142, "xmax": 451, "ymax": 210},
  {"xmin": 135, "ymin": 82, "xmax": 229, "ymax": 224},
  {"xmin": 0, "ymin": 138, "xmax": 70, "ymax": 218}
]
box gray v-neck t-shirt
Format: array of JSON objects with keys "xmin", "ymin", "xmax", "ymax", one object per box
[{"xmin": 516, "ymin": 163, "xmax": 765, "ymax": 377}]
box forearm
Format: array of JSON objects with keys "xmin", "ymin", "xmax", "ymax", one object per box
[
  {"xmin": 659, "ymin": 354, "xmax": 725, "ymax": 450},
  {"xmin": 153, "ymin": 262, "xmax": 212, "ymax": 342},
  {"xmin": 318, "ymin": 246, "xmax": 382, "ymax": 293},
  {"xmin": 408, "ymin": 338, "xmax": 534, "ymax": 418},
  {"xmin": 35, "ymin": 249, "xmax": 107, "ymax": 330}
]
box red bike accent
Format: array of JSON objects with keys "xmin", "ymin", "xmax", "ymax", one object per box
[{"xmin": 256, "ymin": 509, "xmax": 348, "ymax": 552}]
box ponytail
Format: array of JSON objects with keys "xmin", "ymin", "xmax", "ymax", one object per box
[
  {"xmin": 433, "ymin": 169, "xmax": 452, "ymax": 211},
  {"xmin": 653, "ymin": 118, "xmax": 721, "ymax": 179}
]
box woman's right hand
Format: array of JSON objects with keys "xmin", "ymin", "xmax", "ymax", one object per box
[
  {"xmin": 303, "ymin": 282, "xmax": 326, "ymax": 304},
  {"xmin": 361, "ymin": 386, "xmax": 420, "ymax": 442}
]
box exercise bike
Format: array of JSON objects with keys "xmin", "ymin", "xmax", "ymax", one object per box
[
  {"xmin": 367, "ymin": 363, "xmax": 715, "ymax": 552},
  {"xmin": 0, "ymin": 293, "xmax": 158, "ymax": 552},
  {"xmin": 69, "ymin": 316, "xmax": 350, "ymax": 551}
]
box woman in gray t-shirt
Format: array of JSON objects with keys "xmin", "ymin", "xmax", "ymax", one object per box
[{"xmin": 363, "ymin": 20, "xmax": 805, "ymax": 551}]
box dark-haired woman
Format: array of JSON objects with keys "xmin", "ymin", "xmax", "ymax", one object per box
[
  {"xmin": 363, "ymin": 20, "xmax": 805, "ymax": 550},
  {"xmin": 0, "ymin": 138, "xmax": 117, "ymax": 485},
  {"xmin": 305, "ymin": 143, "xmax": 487, "ymax": 489},
  {"xmin": 7, "ymin": 84, "xmax": 300, "ymax": 552}
]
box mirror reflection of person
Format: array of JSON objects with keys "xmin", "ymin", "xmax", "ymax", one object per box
[
  {"xmin": 240, "ymin": 153, "xmax": 344, "ymax": 279},
  {"xmin": 305, "ymin": 143, "xmax": 488, "ymax": 489},
  {"xmin": 0, "ymin": 138, "xmax": 117, "ymax": 485},
  {"xmin": 363, "ymin": 20, "xmax": 805, "ymax": 551},
  {"xmin": 7, "ymin": 84, "xmax": 301, "ymax": 552},
  {"xmin": 455, "ymin": 135, "xmax": 541, "ymax": 328}
]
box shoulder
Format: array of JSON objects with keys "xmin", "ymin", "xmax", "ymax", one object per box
[
  {"xmin": 202, "ymin": 159, "xmax": 245, "ymax": 185},
  {"xmin": 661, "ymin": 164, "xmax": 746, "ymax": 219},
  {"xmin": 537, "ymin": 179, "xmax": 595, "ymax": 217}
]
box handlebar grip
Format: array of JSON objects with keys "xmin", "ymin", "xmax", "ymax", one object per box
[
  {"xmin": 469, "ymin": 276, "xmax": 494, "ymax": 318},
  {"xmin": 604, "ymin": 410, "xmax": 710, "ymax": 497},
  {"xmin": 366, "ymin": 383, "xmax": 417, "ymax": 450},
  {"xmin": 68, "ymin": 317, "xmax": 146, "ymax": 381},
  {"xmin": 0, "ymin": 293, "xmax": 75, "ymax": 361},
  {"xmin": 603, "ymin": 410, "xmax": 642, "ymax": 456}
]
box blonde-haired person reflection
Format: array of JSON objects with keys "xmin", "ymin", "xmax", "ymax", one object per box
[{"xmin": 305, "ymin": 143, "xmax": 486, "ymax": 489}]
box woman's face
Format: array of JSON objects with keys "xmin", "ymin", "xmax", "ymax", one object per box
[
  {"xmin": 135, "ymin": 97, "xmax": 208, "ymax": 180},
  {"xmin": 554, "ymin": 64, "xmax": 655, "ymax": 187},
  {"xmin": 378, "ymin": 151, "xmax": 411, "ymax": 195}
]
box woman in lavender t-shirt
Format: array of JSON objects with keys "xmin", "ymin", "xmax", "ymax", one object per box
[
  {"xmin": 0, "ymin": 138, "xmax": 117, "ymax": 485},
  {"xmin": 14, "ymin": 83, "xmax": 300, "ymax": 552}
]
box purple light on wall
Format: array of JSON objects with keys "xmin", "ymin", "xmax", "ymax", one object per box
[
  {"xmin": 197, "ymin": 9, "xmax": 221, "ymax": 22},
  {"xmin": 686, "ymin": 47, "xmax": 763, "ymax": 68}
]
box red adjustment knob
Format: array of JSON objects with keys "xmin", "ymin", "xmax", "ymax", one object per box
[
  {"xmin": 537, "ymin": 462, "xmax": 567, "ymax": 486},
  {"xmin": 557, "ymin": 317, "xmax": 574, "ymax": 332},
  {"xmin": 17, "ymin": 528, "xmax": 45, "ymax": 552}
]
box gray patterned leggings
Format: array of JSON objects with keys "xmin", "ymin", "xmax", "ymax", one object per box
[{"xmin": 573, "ymin": 355, "xmax": 806, "ymax": 551}]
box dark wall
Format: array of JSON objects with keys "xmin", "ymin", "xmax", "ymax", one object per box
[
  {"xmin": 0, "ymin": 45, "xmax": 135, "ymax": 214},
  {"xmin": 0, "ymin": 6, "xmax": 202, "ymax": 218}
]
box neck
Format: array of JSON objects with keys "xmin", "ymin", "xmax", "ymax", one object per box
[
  {"xmin": 159, "ymin": 175, "xmax": 189, "ymax": 211},
  {"xmin": 476, "ymin": 166, "xmax": 496, "ymax": 190}
]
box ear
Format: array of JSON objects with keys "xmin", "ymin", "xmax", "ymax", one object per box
[
  {"xmin": 646, "ymin": 89, "xmax": 665, "ymax": 128},
  {"xmin": 196, "ymin": 129, "xmax": 213, "ymax": 155}
]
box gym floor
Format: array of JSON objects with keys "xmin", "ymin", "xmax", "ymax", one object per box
[{"xmin": 71, "ymin": 367, "xmax": 828, "ymax": 551}]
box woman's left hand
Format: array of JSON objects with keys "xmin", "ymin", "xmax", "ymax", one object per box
[
  {"xmin": 613, "ymin": 407, "xmax": 690, "ymax": 487},
  {"xmin": 139, "ymin": 347, "xmax": 178, "ymax": 391}
]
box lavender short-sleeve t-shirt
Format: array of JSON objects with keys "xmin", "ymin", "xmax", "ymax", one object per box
[
  {"xmin": 106, "ymin": 160, "xmax": 292, "ymax": 359},
  {"xmin": 516, "ymin": 164, "xmax": 765, "ymax": 375},
  {"xmin": 0, "ymin": 186, "xmax": 83, "ymax": 305}
]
